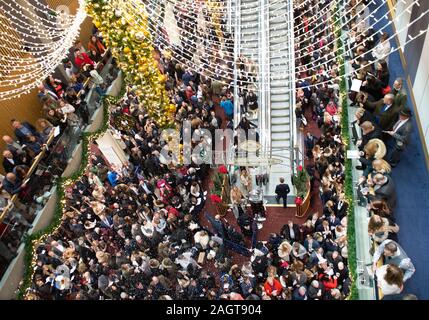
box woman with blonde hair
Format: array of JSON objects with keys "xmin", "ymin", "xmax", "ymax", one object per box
[
  {"xmin": 371, "ymin": 159, "xmax": 392, "ymax": 175},
  {"xmin": 240, "ymin": 168, "xmax": 253, "ymax": 195},
  {"xmin": 368, "ymin": 214, "xmax": 399, "ymax": 243},
  {"xmin": 278, "ymin": 240, "xmax": 293, "ymax": 262},
  {"xmin": 35, "ymin": 118, "xmax": 54, "ymax": 142},
  {"xmin": 230, "ymin": 185, "xmax": 244, "ymax": 219},
  {"xmin": 89, "ymin": 200, "xmax": 105, "ymax": 216},
  {"xmin": 357, "ymin": 138, "xmax": 386, "ymax": 175},
  {"xmin": 92, "ymin": 185, "xmax": 106, "ymax": 202},
  {"xmin": 312, "ymin": 144, "xmax": 322, "ymax": 160},
  {"xmin": 359, "ymin": 159, "xmax": 392, "ymax": 183}
]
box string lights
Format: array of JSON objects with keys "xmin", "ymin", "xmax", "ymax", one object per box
[
  {"xmin": 0, "ymin": 0, "xmax": 425, "ymax": 98},
  {"xmin": 137, "ymin": 0, "xmax": 427, "ymax": 91},
  {"xmin": 0, "ymin": 0, "xmax": 86, "ymax": 100}
]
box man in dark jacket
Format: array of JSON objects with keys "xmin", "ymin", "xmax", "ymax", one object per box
[
  {"xmin": 2, "ymin": 172, "xmax": 24, "ymax": 195},
  {"xmin": 384, "ymin": 108, "xmax": 413, "ymax": 167},
  {"xmin": 304, "ymin": 132, "xmax": 317, "ymax": 159},
  {"xmin": 11, "ymin": 119, "xmax": 39, "ymax": 144},
  {"xmin": 363, "ymin": 93, "xmax": 401, "ymax": 131},
  {"xmin": 367, "ymin": 173, "xmax": 396, "ymax": 210},
  {"xmin": 280, "ymin": 220, "xmax": 301, "ymax": 242},
  {"xmin": 205, "ymin": 213, "xmax": 227, "ymax": 239},
  {"xmin": 2, "ymin": 150, "xmax": 25, "ymax": 173},
  {"xmin": 275, "ymin": 177, "xmax": 290, "ymax": 208}
]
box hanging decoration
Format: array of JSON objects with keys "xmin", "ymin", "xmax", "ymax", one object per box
[
  {"xmin": 85, "ymin": 0, "xmax": 175, "ymax": 128},
  {"xmin": 0, "ymin": 0, "xmax": 86, "ymax": 100}
]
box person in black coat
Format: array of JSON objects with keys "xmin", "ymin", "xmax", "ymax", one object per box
[
  {"xmin": 2, "ymin": 150, "xmax": 25, "ymax": 173},
  {"xmin": 304, "ymin": 132, "xmax": 317, "ymax": 159},
  {"xmin": 205, "ymin": 213, "xmax": 227, "ymax": 239},
  {"xmin": 11, "ymin": 119, "xmax": 40, "ymax": 144},
  {"xmin": 280, "ymin": 220, "xmax": 302, "ymax": 242},
  {"xmin": 237, "ymin": 211, "xmax": 253, "ymax": 237},
  {"xmin": 275, "ymin": 177, "xmax": 290, "ymax": 208},
  {"xmin": 367, "ymin": 173, "xmax": 397, "ymax": 210},
  {"xmin": 357, "ymin": 121, "xmax": 382, "ymax": 151}
]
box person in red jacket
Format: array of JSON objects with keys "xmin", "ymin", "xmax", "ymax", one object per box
[
  {"xmin": 74, "ymin": 48, "xmax": 95, "ymax": 69},
  {"xmin": 263, "ymin": 276, "xmax": 283, "ymax": 297},
  {"xmin": 319, "ymin": 273, "xmax": 338, "ymax": 290},
  {"xmin": 326, "ymin": 101, "xmax": 338, "ymax": 116}
]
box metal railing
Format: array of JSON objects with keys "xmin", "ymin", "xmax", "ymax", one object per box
[
  {"xmin": 233, "ymin": 0, "xmax": 241, "ymax": 127},
  {"xmin": 287, "ymin": 0, "xmax": 301, "ymax": 175},
  {"xmin": 260, "ymin": 0, "xmax": 270, "ymax": 165}
]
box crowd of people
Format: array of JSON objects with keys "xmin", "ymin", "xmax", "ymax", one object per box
[
  {"xmin": 294, "ymin": 0, "xmax": 418, "ymax": 300},
  {"xmin": 5, "ymin": 0, "xmax": 419, "ymax": 301},
  {"xmin": 25, "ymin": 0, "xmax": 352, "ymax": 299},
  {"xmin": 0, "ymin": 30, "xmax": 117, "ymax": 277},
  {"xmin": 293, "ymin": 0, "xmax": 352, "ymax": 299},
  {"xmin": 343, "ymin": 1, "xmax": 416, "ymax": 299}
]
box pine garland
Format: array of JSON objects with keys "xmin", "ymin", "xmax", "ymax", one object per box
[{"xmin": 334, "ymin": 0, "xmax": 359, "ymax": 300}]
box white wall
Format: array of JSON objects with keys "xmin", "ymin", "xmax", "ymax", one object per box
[
  {"xmin": 411, "ymin": 30, "xmax": 429, "ymax": 155},
  {"xmin": 394, "ymin": 0, "xmax": 413, "ymax": 48}
]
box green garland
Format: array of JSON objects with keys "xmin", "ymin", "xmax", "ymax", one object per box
[
  {"xmin": 17, "ymin": 87, "xmax": 125, "ymax": 300},
  {"xmin": 334, "ymin": 1, "xmax": 358, "ymax": 300}
]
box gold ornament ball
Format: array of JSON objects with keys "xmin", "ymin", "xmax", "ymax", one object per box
[
  {"xmin": 115, "ymin": 8, "xmax": 122, "ymax": 17},
  {"xmin": 135, "ymin": 31, "xmax": 145, "ymax": 42},
  {"xmin": 123, "ymin": 47, "xmax": 131, "ymax": 54}
]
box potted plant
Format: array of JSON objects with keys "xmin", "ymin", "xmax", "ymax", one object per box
[
  {"xmin": 292, "ymin": 165, "xmax": 310, "ymax": 207},
  {"xmin": 211, "ymin": 165, "xmax": 229, "ymax": 215}
]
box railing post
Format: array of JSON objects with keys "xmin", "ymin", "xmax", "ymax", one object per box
[{"xmin": 233, "ymin": 0, "xmax": 241, "ymax": 128}]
